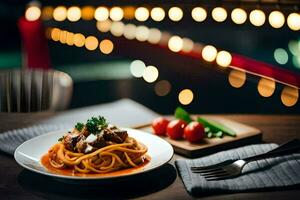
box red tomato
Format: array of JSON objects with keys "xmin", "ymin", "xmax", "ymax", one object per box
[
  {"xmin": 152, "ymin": 117, "xmax": 170, "ymax": 136},
  {"xmin": 166, "ymin": 119, "xmax": 187, "ymax": 140},
  {"xmin": 184, "ymin": 122, "xmax": 205, "ymax": 143}
]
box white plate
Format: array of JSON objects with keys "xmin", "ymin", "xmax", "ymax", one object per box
[{"xmin": 14, "ymin": 128, "xmax": 174, "ymax": 180}]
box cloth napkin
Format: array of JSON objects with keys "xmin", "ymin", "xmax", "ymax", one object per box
[
  {"xmin": 0, "ymin": 99, "xmax": 159, "ymax": 155},
  {"xmin": 176, "ymin": 143, "xmax": 300, "ymax": 195}
]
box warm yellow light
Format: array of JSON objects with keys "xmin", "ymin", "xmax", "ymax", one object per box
[
  {"xmin": 268, "ymin": 11, "xmax": 285, "ymax": 28},
  {"xmin": 151, "ymin": 7, "xmax": 165, "ymax": 21},
  {"xmin": 85, "ymin": 36, "xmax": 98, "ymax": 51},
  {"xmin": 287, "ymin": 13, "xmax": 300, "ymax": 31},
  {"xmin": 148, "ymin": 28, "xmax": 162, "ymax": 44},
  {"xmin": 257, "ymin": 78, "xmax": 276, "ymax": 97},
  {"xmin": 123, "ymin": 6, "xmax": 135, "ymax": 20},
  {"xmin": 99, "ymin": 39, "xmax": 114, "ymax": 54},
  {"xmin": 135, "ymin": 26, "xmax": 149, "ymax": 42},
  {"xmin": 202, "ymin": 45, "xmax": 218, "ymax": 62},
  {"xmin": 191, "ymin": 7, "xmax": 207, "ymax": 22},
  {"xmin": 216, "ymin": 50, "xmax": 232, "ymax": 67},
  {"xmin": 182, "ymin": 38, "xmax": 194, "ymax": 53},
  {"xmin": 212, "ymin": 7, "xmax": 227, "ymax": 22},
  {"xmin": 51, "ymin": 28, "xmax": 60, "ymax": 41},
  {"xmin": 231, "ymin": 8, "xmax": 247, "ymax": 24},
  {"xmin": 96, "ymin": 20, "xmax": 112, "ymax": 32},
  {"xmin": 110, "ymin": 21, "xmax": 124, "ymax": 37},
  {"xmin": 228, "ymin": 69, "xmax": 246, "ymax": 88},
  {"xmin": 45, "ymin": 27, "xmax": 52, "ymax": 39},
  {"xmin": 73, "ymin": 33, "xmax": 85, "ymax": 47},
  {"xmin": 81, "ymin": 6, "xmax": 95, "ymax": 20},
  {"xmin": 59, "ymin": 30, "xmax": 67, "ymax": 44},
  {"xmin": 41, "ymin": 6, "xmax": 53, "ymax": 20},
  {"xmin": 249, "ymin": 9, "xmax": 266, "ymax": 26},
  {"xmin": 281, "ymin": 86, "xmax": 299, "ymax": 107},
  {"xmin": 168, "ymin": 36, "xmax": 183, "ymax": 52},
  {"xmin": 168, "ymin": 7, "xmax": 183, "ymax": 21},
  {"xmin": 67, "ymin": 6, "xmax": 81, "ymax": 22},
  {"xmin": 110, "ymin": 7, "xmax": 123, "ymax": 21},
  {"xmin": 25, "ymin": 6, "xmax": 41, "ymax": 21},
  {"xmin": 178, "ymin": 89, "xmax": 194, "ymax": 105},
  {"xmin": 130, "ymin": 60, "xmax": 146, "ymax": 77},
  {"xmin": 143, "ymin": 66, "xmax": 159, "ymax": 83},
  {"xmin": 94, "ymin": 7, "xmax": 109, "ymax": 21},
  {"xmin": 135, "ymin": 7, "xmax": 149, "ymax": 21},
  {"xmin": 155, "ymin": 80, "xmax": 171, "ymax": 96},
  {"xmin": 53, "ymin": 6, "xmax": 67, "ymax": 21},
  {"xmin": 66, "ymin": 32, "xmax": 74, "ymax": 46},
  {"xmin": 124, "ymin": 24, "xmax": 137, "ymax": 40}
]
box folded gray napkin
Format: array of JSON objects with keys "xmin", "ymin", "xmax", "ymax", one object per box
[
  {"xmin": 0, "ymin": 99, "xmax": 158, "ymax": 155},
  {"xmin": 176, "ymin": 143, "xmax": 300, "ymax": 195}
]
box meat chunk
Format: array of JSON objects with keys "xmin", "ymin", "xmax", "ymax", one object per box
[{"xmin": 62, "ymin": 133, "xmax": 84, "ymax": 151}]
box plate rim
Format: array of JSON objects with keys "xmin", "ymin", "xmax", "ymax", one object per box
[{"xmin": 14, "ymin": 128, "xmax": 174, "ymax": 180}]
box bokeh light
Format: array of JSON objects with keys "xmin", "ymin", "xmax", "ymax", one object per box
[
  {"xmin": 178, "ymin": 89, "xmax": 194, "ymax": 105},
  {"xmin": 274, "ymin": 48, "xmax": 288, "ymax": 65},
  {"xmin": 202, "ymin": 45, "xmax": 218, "ymax": 62},
  {"xmin": 123, "ymin": 6, "xmax": 135, "ymax": 20},
  {"xmin": 168, "ymin": 36, "xmax": 183, "ymax": 52},
  {"xmin": 135, "ymin": 7, "xmax": 149, "ymax": 21},
  {"xmin": 73, "ymin": 33, "xmax": 85, "ymax": 47},
  {"xmin": 268, "ymin": 11, "xmax": 285, "ymax": 28},
  {"xmin": 155, "ymin": 80, "xmax": 171, "ymax": 96},
  {"xmin": 287, "ymin": 13, "xmax": 300, "ymax": 31},
  {"xmin": 216, "ymin": 50, "xmax": 232, "ymax": 67},
  {"xmin": 135, "ymin": 26, "xmax": 149, "ymax": 42},
  {"xmin": 288, "ymin": 40, "xmax": 300, "ymax": 56},
  {"xmin": 59, "ymin": 30, "xmax": 67, "ymax": 43},
  {"xmin": 249, "ymin": 9, "xmax": 266, "ymax": 26},
  {"xmin": 51, "ymin": 28, "xmax": 60, "ymax": 41},
  {"xmin": 124, "ymin": 24, "xmax": 137, "ymax": 40},
  {"xmin": 85, "ymin": 36, "xmax": 98, "ymax": 51},
  {"xmin": 66, "ymin": 32, "xmax": 74, "ymax": 46},
  {"xmin": 228, "ymin": 69, "xmax": 246, "ymax": 88},
  {"xmin": 130, "ymin": 60, "xmax": 146, "ymax": 78},
  {"xmin": 212, "ymin": 7, "xmax": 227, "ymax": 22},
  {"xmin": 151, "ymin": 7, "xmax": 165, "ymax": 21},
  {"xmin": 168, "ymin": 7, "xmax": 183, "ymax": 21},
  {"xmin": 99, "ymin": 39, "xmax": 114, "ymax": 54},
  {"xmin": 143, "ymin": 66, "xmax": 159, "ymax": 83},
  {"xmin": 281, "ymin": 86, "xmax": 299, "ymax": 107},
  {"xmin": 148, "ymin": 28, "xmax": 162, "ymax": 44},
  {"xmin": 96, "ymin": 20, "xmax": 112, "ymax": 33},
  {"xmin": 67, "ymin": 6, "xmax": 81, "ymax": 22},
  {"xmin": 231, "ymin": 8, "xmax": 247, "ymax": 24},
  {"xmin": 257, "ymin": 78, "xmax": 276, "ymax": 97},
  {"xmin": 81, "ymin": 6, "xmax": 95, "ymax": 20},
  {"xmin": 41, "ymin": 6, "xmax": 53, "ymax": 20},
  {"xmin": 110, "ymin": 7, "xmax": 123, "ymax": 21},
  {"xmin": 110, "ymin": 21, "xmax": 124, "ymax": 37},
  {"xmin": 182, "ymin": 38, "xmax": 194, "ymax": 53},
  {"xmin": 53, "ymin": 6, "xmax": 67, "ymax": 21},
  {"xmin": 25, "ymin": 6, "xmax": 41, "ymax": 21},
  {"xmin": 191, "ymin": 7, "xmax": 207, "ymax": 22},
  {"xmin": 94, "ymin": 7, "xmax": 109, "ymax": 21}
]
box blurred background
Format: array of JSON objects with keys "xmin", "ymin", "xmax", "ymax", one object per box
[{"xmin": 1, "ymin": 0, "xmax": 300, "ymax": 114}]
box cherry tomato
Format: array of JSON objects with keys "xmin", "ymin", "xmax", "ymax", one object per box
[
  {"xmin": 166, "ymin": 119, "xmax": 187, "ymax": 140},
  {"xmin": 152, "ymin": 117, "xmax": 170, "ymax": 136},
  {"xmin": 184, "ymin": 122, "xmax": 205, "ymax": 143}
]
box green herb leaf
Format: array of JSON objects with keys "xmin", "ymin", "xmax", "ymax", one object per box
[
  {"xmin": 75, "ymin": 122, "xmax": 84, "ymax": 131},
  {"xmin": 175, "ymin": 107, "xmax": 192, "ymax": 123},
  {"xmin": 86, "ymin": 116, "xmax": 108, "ymax": 133},
  {"xmin": 58, "ymin": 136, "xmax": 64, "ymax": 142},
  {"xmin": 197, "ymin": 117, "xmax": 236, "ymax": 137}
]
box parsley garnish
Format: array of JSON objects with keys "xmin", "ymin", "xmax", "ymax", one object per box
[
  {"xmin": 75, "ymin": 122, "xmax": 84, "ymax": 131},
  {"xmin": 58, "ymin": 136, "xmax": 64, "ymax": 141},
  {"xmin": 86, "ymin": 116, "xmax": 108, "ymax": 133}
]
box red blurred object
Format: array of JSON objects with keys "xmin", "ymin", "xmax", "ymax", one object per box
[
  {"xmin": 18, "ymin": 17, "xmax": 51, "ymax": 69},
  {"xmin": 166, "ymin": 119, "xmax": 187, "ymax": 140},
  {"xmin": 184, "ymin": 122, "xmax": 205, "ymax": 143},
  {"xmin": 152, "ymin": 117, "xmax": 170, "ymax": 136}
]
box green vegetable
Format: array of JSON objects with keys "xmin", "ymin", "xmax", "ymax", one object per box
[
  {"xmin": 215, "ymin": 131, "xmax": 223, "ymax": 138},
  {"xmin": 75, "ymin": 122, "xmax": 84, "ymax": 131},
  {"xmin": 58, "ymin": 136, "xmax": 64, "ymax": 142},
  {"xmin": 86, "ymin": 116, "xmax": 108, "ymax": 133},
  {"xmin": 207, "ymin": 132, "xmax": 213, "ymax": 138},
  {"xmin": 175, "ymin": 107, "xmax": 192, "ymax": 123},
  {"xmin": 197, "ymin": 117, "xmax": 236, "ymax": 137}
]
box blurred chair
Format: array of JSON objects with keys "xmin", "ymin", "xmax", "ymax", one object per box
[{"xmin": 0, "ymin": 70, "xmax": 73, "ymax": 112}]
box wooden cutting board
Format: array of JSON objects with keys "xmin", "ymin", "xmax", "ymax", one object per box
[{"xmin": 138, "ymin": 116, "xmax": 262, "ymax": 158}]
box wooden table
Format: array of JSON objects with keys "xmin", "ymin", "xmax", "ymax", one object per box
[{"xmin": 0, "ymin": 113, "xmax": 300, "ymax": 200}]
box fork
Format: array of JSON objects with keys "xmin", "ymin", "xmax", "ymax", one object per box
[{"xmin": 191, "ymin": 139, "xmax": 300, "ymax": 181}]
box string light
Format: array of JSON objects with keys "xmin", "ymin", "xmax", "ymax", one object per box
[
  {"xmin": 135, "ymin": 26, "xmax": 149, "ymax": 42},
  {"xmin": 182, "ymin": 38, "xmax": 194, "ymax": 53},
  {"xmin": 25, "ymin": 6, "xmax": 41, "ymax": 21},
  {"xmin": 96, "ymin": 20, "xmax": 112, "ymax": 32},
  {"xmin": 202, "ymin": 45, "xmax": 217, "ymax": 62},
  {"xmin": 53, "ymin": 6, "xmax": 67, "ymax": 21},
  {"xmin": 155, "ymin": 80, "xmax": 171, "ymax": 96},
  {"xmin": 85, "ymin": 36, "xmax": 98, "ymax": 51},
  {"xmin": 95, "ymin": 7, "xmax": 109, "ymax": 21},
  {"xmin": 249, "ymin": 9, "xmax": 266, "ymax": 26},
  {"xmin": 41, "ymin": 6, "xmax": 53, "ymax": 20},
  {"xmin": 73, "ymin": 33, "xmax": 85, "ymax": 47},
  {"xmin": 110, "ymin": 21, "xmax": 124, "ymax": 37},
  {"xmin": 99, "ymin": 39, "xmax": 114, "ymax": 54},
  {"xmin": 135, "ymin": 7, "xmax": 149, "ymax": 21},
  {"xmin": 212, "ymin": 7, "xmax": 227, "ymax": 22},
  {"xmin": 143, "ymin": 65, "xmax": 159, "ymax": 83},
  {"xmin": 59, "ymin": 30, "xmax": 67, "ymax": 43},
  {"xmin": 66, "ymin": 32, "xmax": 74, "ymax": 46},
  {"xmin": 110, "ymin": 7, "xmax": 123, "ymax": 21},
  {"xmin": 151, "ymin": 7, "xmax": 165, "ymax": 21},
  {"xmin": 124, "ymin": 24, "xmax": 137, "ymax": 40},
  {"xmin": 123, "ymin": 6, "xmax": 135, "ymax": 20},
  {"xmin": 81, "ymin": 6, "xmax": 95, "ymax": 20},
  {"xmin": 268, "ymin": 11, "xmax": 285, "ymax": 28},
  {"xmin": 168, "ymin": 7, "xmax": 183, "ymax": 21},
  {"xmin": 274, "ymin": 48, "xmax": 288, "ymax": 65},
  {"xmin": 191, "ymin": 7, "xmax": 207, "ymax": 22},
  {"xmin": 51, "ymin": 28, "xmax": 60, "ymax": 41},
  {"xmin": 287, "ymin": 13, "xmax": 300, "ymax": 31},
  {"xmin": 147, "ymin": 28, "xmax": 162, "ymax": 44},
  {"xmin": 67, "ymin": 6, "xmax": 81, "ymax": 22},
  {"xmin": 130, "ymin": 60, "xmax": 146, "ymax": 77},
  {"xmin": 178, "ymin": 89, "xmax": 194, "ymax": 105},
  {"xmin": 257, "ymin": 78, "xmax": 276, "ymax": 97},
  {"xmin": 216, "ymin": 50, "xmax": 232, "ymax": 67},
  {"xmin": 281, "ymin": 86, "xmax": 299, "ymax": 107},
  {"xmin": 168, "ymin": 36, "xmax": 183, "ymax": 52},
  {"xmin": 231, "ymin": 8, "xmax": 247, "ymax": 24},
  {"xmin": 228, "ymin": 69, "xmax": 246, "ymax": 88}
]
